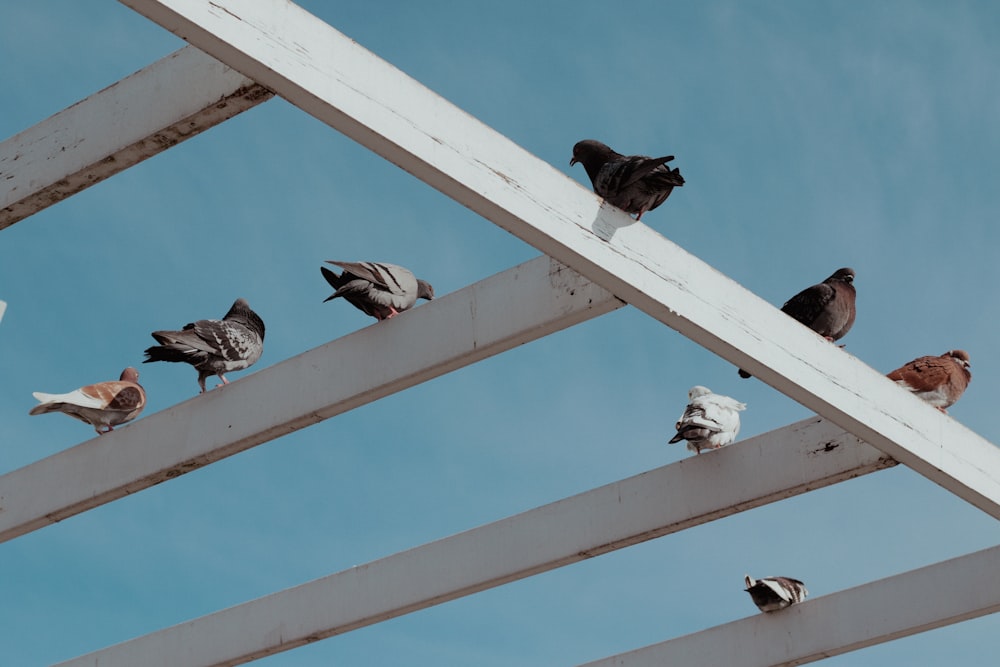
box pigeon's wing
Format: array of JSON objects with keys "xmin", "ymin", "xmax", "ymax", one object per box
[
  {"xmin": 699, "ymin": 396, "xmax": 743, "ymax": 434},
  {"xmin": 191, "ymin": 319, "xmax": 262, "ymax": 365},
  {"xmin": 615, "ymin": 155, "xmax": 676, "ymax": 189},
  {"xmin": 29, "ymin": 388, "xmax": 107, "ymax": 414},
  {"xmin": 91, "ymin": 381, "xmax": 145, "ymax": 412},
  {"xmin": 676, "ymin": 400, "xmax": 723, "ymax": 433},
  {"xmin": 327, "ymin": 261, "xmax": 415, "ymax": 297},
  {"xmin": 887, "ymin": 356, "xmax": 959, "ymax": 398},
  {"xmin": 781, "ymin": 283, "xmax": 835, "ymax": 327}
]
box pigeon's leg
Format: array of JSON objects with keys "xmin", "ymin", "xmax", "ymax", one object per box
[
  {"xmin": 218, "ymin": 373, "xmax": 230, "ymax": 387},
  {"xmin": 198, "ymin": 376, "xmax": 208, "ymax": 393},
  {"xmin": 385, "ymin": 307, "xmax": 401, "ymax": 319}
]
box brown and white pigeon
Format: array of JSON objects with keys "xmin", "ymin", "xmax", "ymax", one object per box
[
  {"xmin": 29, "ymin": 367, "xmax": 146, "ymax": 435},
  {"xmin": 321, "ymin": 261, "xmax": 434, "ymax": 321},
  {"xmin": 570, "ymin": 139, "xmax": 684, "ymax": 220},
  {"xmin": 669, "ymin": 386, "xmax": 746, "ymax": 454},
  {"xmin": 744, "ymin": 575, "xmax": 809, "ymax": 613},
  {"xmin": 739, "ymin": 268, "xmax": 856, "ymax": 378},
  {"xmin": 143, "ymin": 298, "xmax": 265, "ymax": 393},
  {"xmin": 886, "ymin": 350, "xmax": 971, "ymax": 413}
]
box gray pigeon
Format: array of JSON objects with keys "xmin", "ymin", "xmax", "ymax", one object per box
[
  {"xmin": 143, "ymin": 298, "xmax": 265, "ymax": 393},
  {"xmin": 570, "ymin": 139, "xmax": 684, "ymax": 220},
  {"xmin": 739, "ymin": 268, "xmax": 856, "ymax": 378},
  {"xmin": 29, "ymin": 367, "xmax": 146, "ymax": 435},
  {"xmin": 744, "ymin": 575, "xmax": 809, "ymax": 613},
  {"xmin": 669, "ymin": 386, "xmax": 746, "ymax": 454},
  {"xmin": 321, "ymin": 261, "xmax": 434, "ymax": 321}
]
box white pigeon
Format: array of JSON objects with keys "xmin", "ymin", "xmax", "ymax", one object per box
[
  {"xmin": 668, "ymin": 386, "xmax": 746, "ymax": 454},
  {"xmin": 744, "ymin": 575, "xmax": 809, "ymax": 612}
]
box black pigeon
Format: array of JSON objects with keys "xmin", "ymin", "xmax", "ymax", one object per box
[
  {"xmin": 143, "ymin": 298, "xmax": 265, "ymax": 393},
  {"xmin": 570, "ymin": 139, "xmax": 684, "ymax": 220},
  {"xmin": 739, "ymin": 268, "xmax": 856, "ymax": 378},
  {"xmin": 321, "ymin": 261, "xmax": 434, "ymax": 321}
]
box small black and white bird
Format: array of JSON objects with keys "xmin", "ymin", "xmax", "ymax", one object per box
[
  {"xmin": 744, "ymin": 575, "xmax": 809, "ymax": 613},
  {"xmin": 570, "ymin": 139, "xmax": 684, "ymax": 220},
  {"xmin": 143, "ymin": 298, "xmax": 265, "ymax": 393},
  {"xmin": 669, "ymin": 386, "xmax": 746, "ymax": 454},
  {"xmin": 739, "ymin": 268, "xmax": 856, "ymax": 378},
  {"xmin": 321, "ymin": 261, "xmax": 434, "ymax": 321}
]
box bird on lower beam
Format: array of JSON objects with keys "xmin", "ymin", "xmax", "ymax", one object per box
[
  {"xmin": 744, "ymin": 575, "xmax": 809, "ymax": 612},
  {"xmin": 321, "ymin": 260, "xmax": 434, "ymax": 321},
  {"xmin": 668, "ymin": 386, "xmax": 746, "ymax": 454}
]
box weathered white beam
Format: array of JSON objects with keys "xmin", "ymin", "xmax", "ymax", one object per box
[
  {"xmin": 0, "ymin": 46, "xmax": 272, "ymax": 229},
  {"xmin": 0, "ymin": 257, "xmax": 619, "ymax": 543},
  {"xmin": 53, "ymin": 418, "xmax": 895, "ymax": 667},
  {"xmin": 577, "ymin": 543, "xmax": 1000, "ymax": 667},
  {"xmin": 119, "ymin": 0, "xmax": 1000, "ymax": 519}
]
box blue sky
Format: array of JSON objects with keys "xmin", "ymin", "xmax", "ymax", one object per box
[{"xmin": 2, "ymin": 1, "xmax": 999, "ymax": 665}]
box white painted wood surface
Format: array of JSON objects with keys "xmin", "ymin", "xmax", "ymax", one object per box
[
  {"xmin": 0, "ymin": 46, "xmax": 272, "ymax": 229},
  {"xmin": 0, "ymin": 257, "xmax": 620, "ymax": 543},
  {"xmin": 578, "ymin": 543, "xmax": 1000, "ymax": 667},
  {"xmin": 52, "ymin": 417, "xmax": 895, "ymax": 667},
  {"xmin": 119, "ymin": 0, "xmax": 1000, "ymax": 519}
]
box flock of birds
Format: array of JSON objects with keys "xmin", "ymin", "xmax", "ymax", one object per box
[{"xmin": 26, "ymin": 139, "xmax": 973, "ymax": 614}]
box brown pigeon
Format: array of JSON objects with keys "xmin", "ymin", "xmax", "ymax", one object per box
[
  {"xmin": 143, "ymin": 298, "xmax": 265, "ymax": 393},
  {"xmin": 570, "ymin": 139, "xmax": 684, "ymax": 220},
  {"xmin": 744, "ymin": 575, "xmax": 809, "ymax": 613},
  {"xmin": 739, "ymin": 268, "xmax": 856, "ymax": 378},
  {"xmin": 322, "ymin": 261, "xmax": 434, "ymax": 321},
  {"xmin": 29, "ymin": 367, "xmax": 146, "ymax": 435},
  {"xmin": 886, "ymin": 350, "xmax": 971, "ymax": 413}
]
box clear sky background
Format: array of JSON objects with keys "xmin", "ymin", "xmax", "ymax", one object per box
[{"xmin": 2, "ymin": 1, "xmax": 1000, "ymax": 665}]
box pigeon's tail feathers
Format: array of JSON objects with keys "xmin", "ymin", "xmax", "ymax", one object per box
[
  {"xmin": 143, "ymin": 337, "xmax": 203, "ymax": 365},
  {"xmin": 29, "ymin": 389, "xmax": 103, "ymax": 414},
  {"xmin": 321, "ymin": 266, "xmax": 346, "ymax": 302}
]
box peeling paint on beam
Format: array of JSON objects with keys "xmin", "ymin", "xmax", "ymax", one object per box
[
  {"xmin": 0, "ymin": 46, "xmax": 273, "ymax": 229},
  {"xmin": 52, "ymin": 418, "xmax": 895, "ymax": 667}
]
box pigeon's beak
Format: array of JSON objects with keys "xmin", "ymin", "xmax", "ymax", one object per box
[
  {"xmin": 322, "ymin": 294, "xmax": 337, "ymax": 303},
  {"xmin": 569, "ymin": 156, "xmax": 578, "ymax": 167}
]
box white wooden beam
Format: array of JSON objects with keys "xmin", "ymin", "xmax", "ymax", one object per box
[
  {"xmin": 118, "ymin": 0, "xmax": 1000, "ymax": 519},
  {"xmin": 0, "ymin": 300, "xmax": 6, "ymax": 324},
  {"xmin": 0, "ymin": 257, "xmax": 620, "ymax": 543},
  {"xmin": 577, "ymin": 543, "xmax": 1000, "ymax": 667},
  {"xmin": 0, "ymin": 46, "xmax": 272, "ymax": 229},
  {"xmin": 52, "ymin": 418, "xmax": 895, "ymax": 667}
]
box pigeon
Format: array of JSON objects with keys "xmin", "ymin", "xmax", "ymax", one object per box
[
  {"xmin": 668, "ymin": 386, "xmax": 746, "ymax": 454},
  {"xmin": 143, "ymin": 298, "xmax": 265, "ymax": 393},
  {"xmin": 29, "ymin": 367, "xmax": 146, "ymax": 435},
  {"xmin": 321, "ymin": 261, "xmax": 434, "ymax": 321},
  {"xmin": 744, "ymin": 575, "xmax": 809, "ymax": 613},
  {"xmin": 570, "ymin": 139, "xmax": 684, "ymax": 220},
  {"xmin": 739, "ymin": 268, "xmax": 856, "ymax": 378},
  {"xmin": 886, "ymin": 350, "xmax": 971, "ymax": 413}
]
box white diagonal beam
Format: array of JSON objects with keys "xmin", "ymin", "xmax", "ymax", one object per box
[
  {"xmin": 0, "ymin": 257, "xmax": 619, "ymax": 543},
  {"xmin": 53, "ymin": 418, "xmax": 895, "ymax": 667},
  {"xmin": 119, "ymin": 0, "xmax": 1000, "ymax": 518},
  {"xmin": 577, "ymin": 543, "xmax": 1000, "ymax": 667},
  {"xmin": 0, "ymin": 45, "xmax": 272, "ymax": 229}
]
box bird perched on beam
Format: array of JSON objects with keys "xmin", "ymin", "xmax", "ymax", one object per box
[
  {"xmin": 739, "ymin": 268, "xmax": 856, "ymax": 378},
  {"xmin": 321, "ymin": 261, "xmax": 434, "ymax": 321},
  {"xmin": 887, "ymin": 350, "xmax": 971, "ymax": 413},
  {"xmin": 669, "ymin": 386, "xmax": 746, "ymax": 454},
  {"xmin": 143, "ymin": 298, "xmax": 265, "ymax": 393},
  {"xmin": 29, "ymin": 367, "xmax": 146, "ymax": 435},
  {"xmin": 744, "ymin": 575, "xmax": 809, "ymax": 613},
  {"xmin": 570, "ymin": 139, "xmax": 684, "ymax": 220}
]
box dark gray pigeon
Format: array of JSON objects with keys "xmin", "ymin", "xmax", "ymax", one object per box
[
  {"xmin": 143, "ymin": 298, "xmax": 265, "ymax": 393},
  {"xmin": 744, "ymin": 575, "xmax": 809, "ymax": 613},
  {"xmin": 570, "ymin": 139, "xmax": 684, "ymax": 220},
  {"xmin": 321, "ymin": 261, "xmax": 434, "ymax": 321},
  {"xmin": 739, "ymin": 268, "xmax": 856, "ymax": 378}
]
